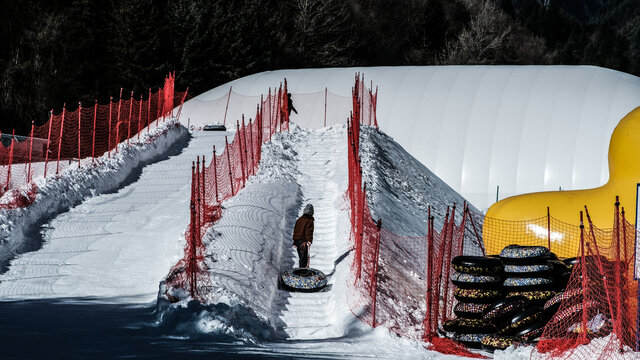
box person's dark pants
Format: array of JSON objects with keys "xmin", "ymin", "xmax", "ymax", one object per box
[{"xmin": 293, "ymin": 240, "xmax": 310, "ymax": 268}]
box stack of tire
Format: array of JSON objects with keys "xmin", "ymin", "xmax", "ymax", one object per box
[
  {"xmin": 442, "ymin": 255, "xmax": 504, "ymax": 348},
  {"xmin": 541, "ymin": 255, "xmax": 614, "ymax": 338},
  {"xmin": 481, "ymin": 245, "xmax": 570, "ymax": 352}
]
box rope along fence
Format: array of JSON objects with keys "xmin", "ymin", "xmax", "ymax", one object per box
[
  {"xmin": 345, "ymin": 80, "xmax": 640, "ymax": 358},
  {"xmin": 0, "ymin": 73, "xmax": 187, "ymax": 209}
]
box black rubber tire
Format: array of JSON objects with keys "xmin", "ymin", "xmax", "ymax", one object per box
[
  {"xmin": 483, "ymin": 296, "xmax": 528, "ymax": 324},
  {"xmin": 498, "ymin": 306, "xmax": 543, "ymax": 335},
  {"xmin": 452, "ymin": 256, "xmax": 503, "ymax": 275},
  {"xmin": 279, "ymin": 268, "xmax": 327, "ymax": 292}
]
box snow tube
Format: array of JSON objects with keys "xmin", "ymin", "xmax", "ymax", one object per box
[
  {"xmin": 503, "ymin": 277, "xmax": 554, "ymax": 291},
  {"xmin": 504, "ymin": 263, "xmax": 553, "ymax": 277},
  {"xmin": 452, "ymin": 255, "xmax": 503, "ymax": 275},
  {"xmin": 451, "ymin": 272, "xmax": 502, "ymax": 289},
  {"xmin": 453, "ymin": 302, "xmax": 491, "ymax": 319},
  {"xmin": 563, "ymin": 255, "xmax": 613, "ymax": 272},
  {"xmin": 452, "ymin": 333, "xmax": 489, "ymax": 349},
  {"xmin": 499, "ymin": 245, "xmax": 557, "ymax": 265},
  {"xmin": 506, "ymin": 290, "xmax": 556, "ymax": 305},
  {"xmin": 443, "ymin": 318, "xmax": 495, "ymax": 334},
  {"xmin": 454, "ymin": 288, "xmax": 502, "ymax": 304},
  {"xmin": 203, "ymin": 124, "xmax": 227, "ymax": 131},
  {"xmin": 498, "ymin": 306, "xmax": 543, "ymax": 335},
  {"xmin": 481, "ymin": 335, "xmax": 522, "ymax": 352},
  {"xmin": 513, "ymin": 320, "xmax": 546, "ymax": 342},
  {"xmin": 279, "ymin": 268, "xmax": 327, "ymax": 292},
  {"xmin": 543, "ymin": 288, "xmax": 582, "ymax": 319},
  {"xmin": 483, "ymin": 297, "xmax": 528, "ymax": 324},
  {"xmin": 547, "ymin": 300, "xmax": 599, "ymax": 330}
]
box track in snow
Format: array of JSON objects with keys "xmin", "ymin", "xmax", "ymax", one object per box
[
  {"xmin": 274, "ymin": 127, "xmax": 347, "ymax": 340},
  {"xmin": 0, "ymin": 131, "xmax": 227, "ymax": 303}
]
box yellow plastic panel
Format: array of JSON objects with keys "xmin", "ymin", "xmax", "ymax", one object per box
[{"xmin": 484, "ymin": 106, "xmax": 640, "ymax": 257}]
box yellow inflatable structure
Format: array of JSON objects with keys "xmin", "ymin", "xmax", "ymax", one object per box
[{"xmin": 484, "ymin": 106, "xmax": 640, "ymax": 258}]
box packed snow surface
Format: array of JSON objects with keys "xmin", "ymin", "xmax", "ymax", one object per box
[{"xmin": 0, "ymin": 120, "xmax": 228, "ymax": 303}]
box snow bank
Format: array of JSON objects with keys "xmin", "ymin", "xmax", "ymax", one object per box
[
  {"xmin": 0, "ymin": 120, "xmax": 188, "ymax": 270},
  {"xmin": 157, "ymin": 128, "xmax": 302, "ymax": 342}
]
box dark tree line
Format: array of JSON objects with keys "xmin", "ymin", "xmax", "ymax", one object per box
[{"xmin": 2, "ymin": 0, "xmax": 639, "ymax": 135}]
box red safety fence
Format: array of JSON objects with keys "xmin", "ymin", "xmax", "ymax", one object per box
[
  {"xmin": 0, "ymin": 73, "xmax": 187, "ymax": 209},
  {"xmin": 346, "ymin": 98, "xmax": 487, "ymax": 358},
  {"xmin": 163, "ymin": 80, "xmax": 291, "ymax": 303},
  {"xmin": 531, "ymin": 208, "xmax": 636, "ymax": 359},
  {"xmin": 164, "ymin": 73, "xmax": 380, "ymax": 303}
]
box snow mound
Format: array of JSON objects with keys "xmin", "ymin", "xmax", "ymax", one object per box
[{"xmin": 360, "ymin": 126, "xmax": 481, "ymax": 237}]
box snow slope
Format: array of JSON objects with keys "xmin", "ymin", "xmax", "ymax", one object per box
[
  {"xmin": 0, "ymin": 122, "xmax": 229, "ymax": 303},
  {"xmin": 155, "ymin": 122, "xmax": 493, "ymax": 359},
  {"xmin": 272, "ymin": 126, "xmax": 349, "ymax": 340}
]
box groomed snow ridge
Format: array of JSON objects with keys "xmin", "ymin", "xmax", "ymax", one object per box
[{"xmin": 274, "ymin": 126, "xmax": 348, "ymax": 340}]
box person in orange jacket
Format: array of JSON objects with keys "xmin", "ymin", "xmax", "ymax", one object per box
[{"xmin": 292, "ymin": 204, "xmax": 314, "ymax": 268}]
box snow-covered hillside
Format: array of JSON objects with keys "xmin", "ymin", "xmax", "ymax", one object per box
[{"xmin": 0, "ymin": 120, "xmax": 226, "ymax": 302}]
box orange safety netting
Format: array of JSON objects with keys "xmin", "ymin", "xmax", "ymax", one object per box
[
  {"xmin": 166, "ymin": 74, "xmax": 380, "ymax": 303},
  {"xmin": 163, "ymin": 80, "xmax": 291, "ymax": 303},
  {"xmin": 347, "ymin": 117, "xmax": 486, "ymax": 358},
  {"xmin": 0, "ymin": 73, "xmax": 186, "ymax": 209}
]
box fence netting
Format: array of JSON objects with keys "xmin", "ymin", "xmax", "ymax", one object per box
[
  {"xmin": 180, "ymin": 86, "xmax": 355, "ymax": 131},
  {"xmin": 165, "ymin": 73, "xmax": 379, "ymax": 304},
  {"xmin": 0, "ymin": 73, "xmax": 187, "ymax": 209},
  {"xmin": 163, "ymin": 80, "xmax": 291, "ymax": 303}
]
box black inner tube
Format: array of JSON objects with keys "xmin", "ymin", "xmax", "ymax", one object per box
[{"xmin": 293, "ymin": 269, "xmax": 315, "ymax": 277}]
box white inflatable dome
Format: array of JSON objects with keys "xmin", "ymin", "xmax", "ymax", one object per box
[{"xmin": 179, "ymin": 66, "xmax": 640, "ymax": 211}]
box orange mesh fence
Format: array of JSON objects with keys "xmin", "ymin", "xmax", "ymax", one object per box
[
  {"xmin": 346, "ymin": 77, "xmax": 485, "ymax": 358},
  {"xmin": 163, "ymin": 80, "xmax": 291, "ymax": 303},
  {"xmin": 528, "ymin": 204, "xmax": 639, "ymax": 360},
  {"xmin": 0, "ymin": 73, "xmax": 185, "ymax": 209}
]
